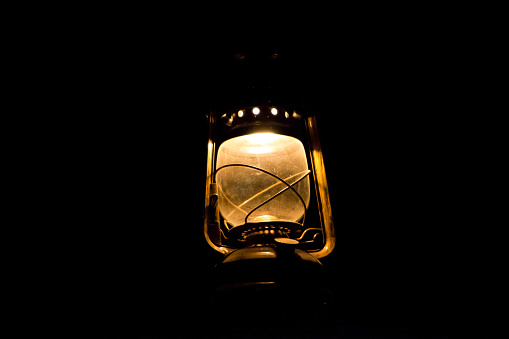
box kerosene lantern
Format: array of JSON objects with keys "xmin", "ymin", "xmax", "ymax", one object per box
[{"xmin": 202, "ymin": 51, "xmax": 336, "ymax": 323}]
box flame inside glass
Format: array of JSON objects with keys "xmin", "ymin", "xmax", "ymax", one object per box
[{"xmin": 216, "ymin": 133, "xmax": 310, "ymax": 227}]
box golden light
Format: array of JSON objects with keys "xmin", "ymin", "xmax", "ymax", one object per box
[
  {"xmin": 204, "ymin": 106, "xmax": 335, "ymax": 258},
  {"xmin": 243, "ymin": 132, "xmax": 281, "ymax": 145},
  {"xmin": 216, "ymin": 133, "xmax": 310, "ymax": 226}
]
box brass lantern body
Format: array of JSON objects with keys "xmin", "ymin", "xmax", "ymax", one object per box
[{"xmin": 204, "ymin": 106, "xmax": 334, "ymax": 259}]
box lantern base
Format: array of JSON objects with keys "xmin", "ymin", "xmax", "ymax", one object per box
[
  {"xmin": 208, "ymin": 245, "xmax": 334, "ymax": 331},
  {"xmin": 222, "ymin": 243, "xmax": 318, "ymax": 264},
  {"xmin": 212, "ymin": 245, "xmax": 324, "ymax": 292}
]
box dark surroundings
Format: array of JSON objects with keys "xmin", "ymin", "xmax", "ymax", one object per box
[{"xmin": 56, "ymin": 23, "xmax": 490, "ymax": 338}]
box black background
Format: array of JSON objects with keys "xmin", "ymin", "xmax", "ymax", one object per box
[{"xmin": 54, "ymin": 20, "xmax": 490, "ymax": 338}]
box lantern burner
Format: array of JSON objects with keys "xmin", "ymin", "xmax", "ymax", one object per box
[{"xmin": 225, "ymin": 221, "xmax": 303, "ymax": 247}]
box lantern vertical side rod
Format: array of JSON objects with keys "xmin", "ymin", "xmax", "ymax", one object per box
[
  {"xmin": 204, "ymin": 111, "xmax": 232, "ymax": 255},
  {"xmin": 306, "ymin": 116, "xmax": 336, "ymax": 258}
]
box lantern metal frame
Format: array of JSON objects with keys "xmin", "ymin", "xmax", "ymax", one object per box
[{"xmin": 204, "ymin": 106, "xmax": 335, "ymax": 258}]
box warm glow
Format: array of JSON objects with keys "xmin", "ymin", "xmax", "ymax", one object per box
[
  {"xmin": 271, "ymin": 108, "xmax": 278, "ymax": 115},
  {"xmin": 242, "ymin": 133, "xmax": 286, "ymax": 154},
  {"xmin": 244, "ymin": 133, "xmax": 280, "ymax": 145},
  {"xmin": 204, "ymin": 111, "xmax": 335, "ymax": 258},
  {"xmin": 216, "ymin": 133, "xmax": 310, "ymax": 227}
]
